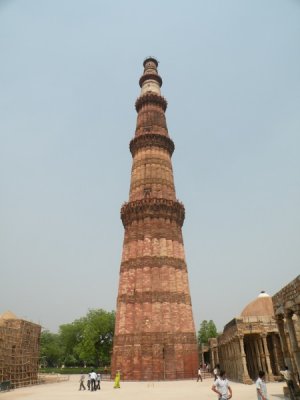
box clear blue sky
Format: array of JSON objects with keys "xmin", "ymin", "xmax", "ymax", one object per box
[{"xmin": 1, "ymin": 0, "xmax": 299, "ymax": 333}]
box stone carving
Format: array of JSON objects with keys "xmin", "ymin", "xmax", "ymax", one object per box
[
  {"xmin": 114, "ymin": 332, "xmax": 197, "ymax": 346},
  {"xmin": 139, "ymin": 74, "xmax": 163, "ymax": 89},
  {"xmin": 123, "ymin": 226, "xmax": 183, "ymax": 243},
  {"xmin": 117, "ymin": 291, "xmax": 191, "ymax": 305},
  {"xmin": 136, "ymin": 107, "xmax": 167, "ymax": 131},
  {"xmin": 130, "ymin": 133, "xmax": 174, "ymax": 157},
  {"xmin": 135, "ymin": 93, "xmax": 167, "ymax": 112},
  {"xmin": 120, "ymin": 256, "xmax": 187, "ymax": 272},
  {"xmin": 130, "ymin": 177, "xmax": 175, "ymax": 192},
  {"xmin": 133, "ymin": 157, "xmax": 173, "ymax": 169},
  {"xmin": 121, "ymin": 198, "xmax": 185, "ymax": 227}
]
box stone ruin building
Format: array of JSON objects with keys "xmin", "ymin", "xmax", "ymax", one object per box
[
  {"xmin": 273, "ymin": 275, "xmax": 300, "ymax": 391},
  {"xmin": 202, "ymin": 292, "xmax": 284, "ymax": 384},
  {"xmin": 201, "ymin": 277, "xmax": 300, "ymax": 396},
  {"xmin": 111, "ymin": 58, "xmax": 198, "ymax": 380},
  {"xmin": 217, "ymin": 292, "xmax": 284, "ymax": 383},
  {"xmin": 0, "ymin": 311, "xmax": 41, "ymax": 388}
]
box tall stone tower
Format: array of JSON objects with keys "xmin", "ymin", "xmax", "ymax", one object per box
[{"xmin": 111, "ymin": 58, "xmax": 198, "ymax": 380}]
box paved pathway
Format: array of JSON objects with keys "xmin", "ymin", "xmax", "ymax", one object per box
[{"xmin": 0, "ymin": 375, "xmax": 285, "ymax": 400}]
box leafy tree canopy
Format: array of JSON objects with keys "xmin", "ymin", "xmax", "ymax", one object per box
[
  {"xmin": 40, "ymin": 309, "xmax": 115, "ymax": 368},
  {"xmin": 40, "ymin": 330, "xmax": 62, "ymax": 367},
  {"xmin": 76, "ymin": 309, "xmax": 115, "ymax": 366},
  {"xmin": 197, "ymin": 320, "xmax": 218, "ymax": 344}
]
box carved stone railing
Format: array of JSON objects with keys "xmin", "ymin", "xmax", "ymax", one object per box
[
  {"xmin": 121, "ymin": 198, "xmax": 185, "ymax": 227},
  {"xmin": 130, "ymin": 133, "xmax": 174, "ymax": 156},
  {"xmin": 139, "ymin": 73, "xmax": 163, "ymax": 88},
  {"xmin": 135, "ymin": 93, "xmax": 167, "ymax": 112}
]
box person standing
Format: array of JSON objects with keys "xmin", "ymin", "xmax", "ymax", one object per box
[
  {"xmin": 96, "ymin": 373, "xmax": 101, "ymax": 390},
  {"xmin": 280, "ymin": 366, "xmax": 295, "ymax": 400},
  {"xmin": 114, "ymin": 370, "xmax": 121, "ymax": 389},
  {"xmin": 212, "ymin": 370, "xmax": 232, "ymax": 400},
  {"xmin": 197, "ymin": 366, "xmax": 203, "ymax": 382},
  {"xmin": 90, "ymin": 370, "xmax": 97, "ymax": 391},
  {"xmin": 256, "ymin": 371, "xmax": 268, "ymax": 400},
  {"xmin": 78, "ymin": 371, "xmax": 86, "ymax": 391}
]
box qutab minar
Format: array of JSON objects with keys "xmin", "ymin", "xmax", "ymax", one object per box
[{"xmin": 111, "ymin": 57, "xmax": 198, "ymax": 380}]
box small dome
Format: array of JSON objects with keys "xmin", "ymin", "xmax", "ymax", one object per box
[
  {"xmin": 258, "ymin": 291, "xmax": 269, "ymax": 298},
  {"xmin": 240, "ymin": 292, "xmax": 274, "ymax": 317},
  {"xmin": 0, "ymin": 310, "xmax": 18, "ymax": 320}
]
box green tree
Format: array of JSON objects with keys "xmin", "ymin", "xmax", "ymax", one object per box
[
  {"xmin": 76, "ymin": 309, "xmax": 115, "ymax": 367},
  {"xmin": 59, "ymin": 318, "xmax": 85, "ymax": 366},
  {"xmin": 197, "ymin": 320, "xmax": 218, "ymax": 344},
  {"xmin": 40, "ymin": 330, "xmax": 62, "ymax": 367},
  {"xmin": 39, "ymin": 309, "xmax": 115, "ymax": 368}
]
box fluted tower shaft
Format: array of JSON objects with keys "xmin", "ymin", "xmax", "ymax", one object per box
[{"xmin": 111, "ymin": 58, "xmax": 198, "ymax": 380}]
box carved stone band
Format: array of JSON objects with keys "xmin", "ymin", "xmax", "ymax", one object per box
[
  {"xmin": 117, "ymin": 291, "xmax": 191, "ymax": 305},
  {"xmin": 121, "ymin": 198, "xmax": 185, "ymax": 227},
  {"xmin": 133, "ymin": 157, "xmax": 172, "ymax": 169},
  {"xmin": 130, "ymin": 177, "xmax": 175, "ymax": 192},
  {"xmin": 130, "ymin": 133, "xmax": 174, "ymax": 157},
  {"xmin": 135, "ymin": 93, "xmax": 167, "ymax": 112},
  {"xmin": 139, "ymin": 73, "xmax": 163, "ymax": 88},
  {"xmin": 113, "ymin": 332, "xmax": 197, "ymax": 346},
  {"xmin": 123, "ymin": 217, "xmax": 184, "ymax": 242},
  {"xmin": 120, "ymin": 256, "xmax": 187, "ymax": 272}
]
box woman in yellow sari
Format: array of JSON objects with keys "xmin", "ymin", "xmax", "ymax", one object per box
[{"xmin": 113, "ymin": 370, "xmax": 120, "ymax": 388}]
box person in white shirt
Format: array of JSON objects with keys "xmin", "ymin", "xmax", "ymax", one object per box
[
  {"xmin": 90, "ymin": 370, "xmax": 97, "ymax": 391},
  {"xmin": 212, "ymin": 370, "xmax": 232, "ymax": 400},
  {"xmin": 197, "ymin": 367, "xmax": 202, "ymax": 382},
  {"xmin": 256, "ymin": 371, "xmax": 268, "ymax": 400}
]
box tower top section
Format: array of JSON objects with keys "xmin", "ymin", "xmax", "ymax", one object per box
[
  {"xmin": 143, "ymin": 56, "xmax": 158, "ymax": 67},
  {"xmin": 139, "ymin": 57, "xmax": 162, "ymax": 95}
]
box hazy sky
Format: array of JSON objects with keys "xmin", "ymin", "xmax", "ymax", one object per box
[{"xmin": 1, "ymin": 0, "xmax": 299, "ymax": 334}]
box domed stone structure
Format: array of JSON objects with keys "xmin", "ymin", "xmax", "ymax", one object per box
[
  {"xmin": 241, "ymin": 291, "xmax": 274, "ymax": 318},
  {"xmin": 0, "ymin": 311, "xmax": 18, "ymax": 320},
  {"xmin": 208, "ymin": 291, "xmax": 284, "ymax": 384}
]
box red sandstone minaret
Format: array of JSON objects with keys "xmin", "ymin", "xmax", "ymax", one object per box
[{"xmin": 111, "ymin": 58, "xmax": 198, "ymax": 380}]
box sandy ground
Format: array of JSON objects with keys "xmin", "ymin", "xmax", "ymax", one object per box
[{"xmin": 0, "ymin": 375, "xmax": 286, "ymax": 400}]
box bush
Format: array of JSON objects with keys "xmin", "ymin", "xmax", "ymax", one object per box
[{"xmin": 39, "ymin": 367, "xmax": 111, "ymax": 375}]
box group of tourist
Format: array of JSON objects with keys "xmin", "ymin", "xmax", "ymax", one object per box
[
  {"xmin": 78, "ymin": 370, "xmax": 101, "ymax": 391},
  {"xmin": 197, "ymin": 364, "xmax": 296, "ymax": 400},
  {"xmin": 209, "ymin": 366, "xmax": 264, "ymax": 400},
  {"xmin": 78, "ymin": 370, "xmax": 121, "ymax": 391}
]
